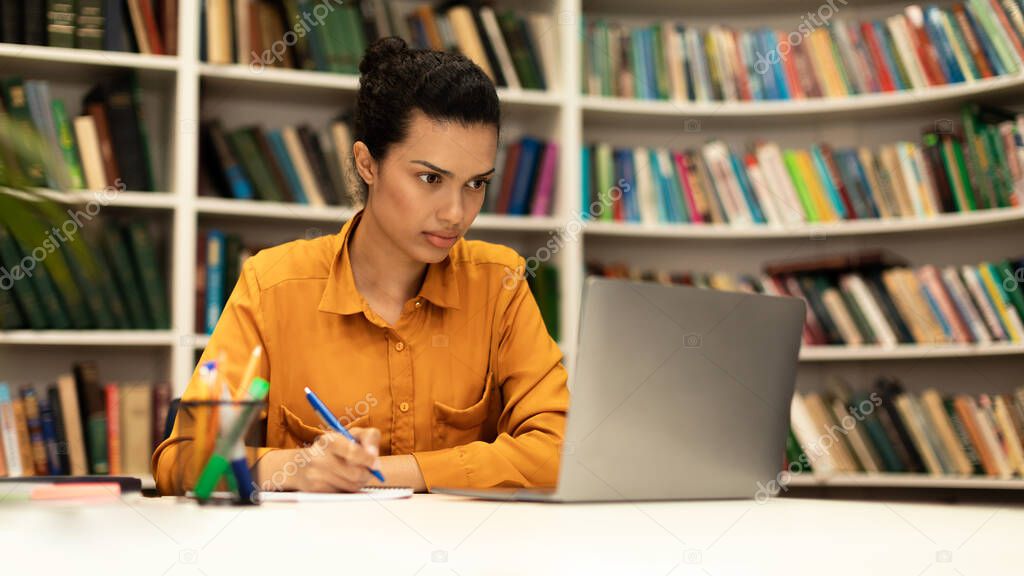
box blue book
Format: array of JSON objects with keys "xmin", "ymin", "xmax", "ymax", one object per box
[
  {"xmin": 873, "ymin": 21, "xmax": 907, "ymax": 89},
  {"xmin": 834, "ymin": 150, "xmax": 873, "ymax": 219},
  {"xmin": 508, "ymin": 138, "xmax": 542, "ymax": 215},
  {"xmin": 630, "ymin": 30, "xmax": 646, "ymax": 99},
  {"xmin": 103, "ymin": 0, "xmax": 131, "ymax": 52},
  {"xmin": 919, "ymin": 281, "xmax": 954, "ymax": 339},
  {"xmin": 581, "ymin": 146, "xmax": 592, "ymax": 217},
  {"xmin": 923, "ymin": 7, "xmax": 965, "ymax": 83},
  {"xmin": 668, "ymin": 154, "xmax": 690, "ymax": 223},
  {"xmin": 641, "ymin": 28, "xmax": 656, "ymax": 99},
  {"xmin": 741, "ymin": 32, "xmax": 763, "ymax": 101},
  {"xmin": 848, "ymin": 151, "xmax": 882, "ymax": 218},
  {"xmin": 648, "ymin": 149, "xmax": 670, "ymax": 222},
  {"xmin": 757, "ymin": 30, "xmax": 779, "ymax": 100},
  {"xmin": 767, "ymin": 30, "xmax": 790, "ymax": 100},
  {"xmin": 645, "ymin": 28, "xmax": 660, "ymax": 99},
  {"xmin": 941, "ymin": 270, "xmax": 983, "ymax": 342},
  {"xmin": 205, "ymin": 230, "xmax": 226, "ymax": 335},
  {"xmin": 728, "ymin": 150, "xmax": 766, "ymax": 223},
  {"xmin": 811, "ymin": 146, "xmax": 848, "ymax": 220},
  {"xmin": 963, "ymin": 3, "xmax": 1005, "ymax": 76},
  {"xmin": 617, "ymin": 149, "xmax": 639, "ymax": 222},
  {"xmin": 299, "ymin": 0, "xmax": 329, "ymax": 71},
  {"xmin": 39, "ymin": 396, "xmax": 62, "ymax": 475},
  {"xmin": 267, "ymin": 130, "xmax": 309, "ymax": 205}
]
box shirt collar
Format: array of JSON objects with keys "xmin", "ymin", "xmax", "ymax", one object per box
[{"xmin": 318, "ymin": 210, "xmax": 461, "ymax": 316}]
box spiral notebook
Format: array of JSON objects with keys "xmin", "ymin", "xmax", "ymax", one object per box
[{"xmin": 258, "ymin": 486, "xmax": 413, "ymax": 502}]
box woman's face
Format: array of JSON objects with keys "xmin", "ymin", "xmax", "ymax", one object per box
[{"xmin": 360, "ymin": 109, "xmax": 498, "ymax": 264}]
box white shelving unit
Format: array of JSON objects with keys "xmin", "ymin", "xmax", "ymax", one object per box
[{"xmin": 3, "ymin": 0, "xmax": 1023, "ymax": 493}]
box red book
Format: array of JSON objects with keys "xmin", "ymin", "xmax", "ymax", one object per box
[
  {"xmin": 730, "ymin": 29, "xmax": 753, "ymax": 101},
  {"xmin": 904, "ymin": 7, "xmax": 947, "ymax": 85},
  {"xmin": 781, "ymin": 42, "xmax": 805, "ymax": 100},
  {"xmin": 496, "ymin": 143, "xmax": 521, "ymax": 214},
  {"xmin": 105, "ymin": 383, "xmax": 121, "ymax": 476},
  {"xmin": 860, "ymin": 22, "xmax": 896, "ymax": 92}
]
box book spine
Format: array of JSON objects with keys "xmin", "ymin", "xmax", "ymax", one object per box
[
  {"xmin": 1, "ymin": 384, "xmax": 27, "ymax": 477},
  {"xmin": 105, "ymin": 383, "xmax": 121, "ymax": 476},
  {"xmin": 205, "ymin": 230, "xmax": 225, "ymax": 335},
  {"xmin": 75, "ymin": 0, "xmax": 105, "ymax": 50}
]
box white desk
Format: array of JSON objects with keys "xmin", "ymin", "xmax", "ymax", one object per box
[{"xmin": 1, "ymin": 493, "xmax": 1019, "ymax": 575}]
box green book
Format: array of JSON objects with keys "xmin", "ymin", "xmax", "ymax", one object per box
[
  {"xmin": 75, "ymin": 0, "xmax": 105, "ymax": 51},
  {"xmin": 949, "ymin": 136, "xmax": 978, "ymax": 211},
  {"xmin": 1, "ymin": 78, "xmax": 48, "ymax": 187},
  {"xmin": 84, "ymin": 229, "xmax": 130, "ymax": 329},
  {"xmin": 968, "ymin": 0, "xmax": 1020, "ymax": 74},
  {"xmin": 595, "ymin": 144, "xmax": 614, "ymax": 222},
  {"xmin": 630, "ymin": 30, "xmax": 644, "ymax": 99},
  {"xmin": 598, "ymin": 20, "xmax": 613, "ymax": 97},
  {"xmin": 996, "ymin": 260, "xmax": 1024, "ymax": 321},
  {"xmin": 0, "ymin": 226, "xmax": 49, "ymax": 329},
  {"xmin": 783, "ymin": 150, "xmax": 819, "ymax": 221},
  {"xmin": 0, "ymin": 278, "xmax": 24, "ymax": 329},
  {"xmin": 51, "ymin": 100, "xmax": 85, "ymax": 190},
  {"xmin": 11, "ymin": 234, "xmax": 72, "ymax": 330},
  {"xmin": 282, "ymin": 0, "xmax": 315, "ymax": 70},
  {"xmin": 498, "ymin": 11, "xmax": 541, "ymax": 90},
  {"xmin": 651, "ymin": 25, "xmax": 669, "ymax": 100},
  {"xmin": 61, "ymin": 237, "xmax": 115, "ymax": 329},
  {"xmin": 222, "ymin": 233, "xmax": 242, "ymax": 309},
  {"xmin": 126, "ymin": 221, "xmax": 170, "ymax": 329},
  {"xmin": 785, "ymin": 429, "xmax": 810, "ymax": 473},
  {"xmin": 850, "ymin": 390, "xmax": 903, "ymax": 472},
  {"xmin": 342, "ymin": 6, "xmax": 367, "ymax": 74},
  {"xmin": 960, "ymin": 106, "xmax": 989, "ymax": 209},
  {"xmin": 228, "ymin": 128, "xmax": 283, "ymax": 201},
  {"xmin": 828, "ymin": 29, "xmax": 855, "ymax": 95},
  {"xmin": 102, "ymin": 226, "xmax": 150, "ymax": 329},
  {"xmin": 47, "ymin": 0, "xmax": 77, "ymax": 48},
  {"xmin": 982, "ymin": 124, "xmax": 1013, "ymax": 208},
  {"xmin": 838, "ymin": 286, "xmax": 876, "ymax": 344},
  {"xmin": 73, "ymin": 362, "xmax": 108, "ymax": 475}
]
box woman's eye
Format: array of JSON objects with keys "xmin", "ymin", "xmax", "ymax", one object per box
[
  {"xmin": 467, "ymin": 179, "xmax": 489, "ymax": 191},
  {"xmin": 419, "ymin": 173, "xmax": 441, "ymax": 185}
]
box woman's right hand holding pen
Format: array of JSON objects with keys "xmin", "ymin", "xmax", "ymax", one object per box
[{"xmin": 257, "ymin": 427, "xmax": 381, "ymax": 493}]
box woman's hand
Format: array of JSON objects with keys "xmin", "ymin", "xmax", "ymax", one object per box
[{"xmin": 257, "ymin": 427, "xmax": 381, "ymax": 493}]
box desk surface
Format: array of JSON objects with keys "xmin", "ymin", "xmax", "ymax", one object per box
[{"xmin": 1, "ymin": 493, "xmax": 1019, "ymax": 575}]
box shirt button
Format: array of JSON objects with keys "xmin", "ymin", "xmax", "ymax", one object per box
[
  {"xmin": 395, "ymin": 341, "xmax": 405, "ymax": 352},
  {"xmin": 399, "ymin": 402, "xmax": 410, "ymax": 412},
  {"xmin": 414, "ymin": 300, "xmax": 422, "ymax": 309}
]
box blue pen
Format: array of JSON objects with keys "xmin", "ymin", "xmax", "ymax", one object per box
[{"xmin": 304, "ymin": 386, "xmax": 386, "ymax": 483}]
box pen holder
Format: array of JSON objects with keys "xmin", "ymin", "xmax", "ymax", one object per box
[{"xmin": 174, "ymin": 398, "xmax": 267, "ymax": 506}]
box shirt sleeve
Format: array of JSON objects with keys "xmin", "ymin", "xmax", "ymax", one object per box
[
  {"xmin": 412, "ymin": 258, "xmax": 569, "ymax": 489},
  {"xmin": 151, "ymin": 260, "xmax": 273, "ymax": 495}
]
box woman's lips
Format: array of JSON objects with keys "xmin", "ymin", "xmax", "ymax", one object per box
[{"xmin": 423, "ymin": 231, "xmax": 459, "ymax": 249}]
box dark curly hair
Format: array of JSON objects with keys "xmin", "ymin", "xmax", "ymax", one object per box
[{"xmin": 352, "ymin": 36, "xmax": 501, "ymax": 203}]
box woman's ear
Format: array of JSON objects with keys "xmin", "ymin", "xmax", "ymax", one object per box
[{"xmin": 352, "ymin": 141, "xmax": 376, "ymax": 186}]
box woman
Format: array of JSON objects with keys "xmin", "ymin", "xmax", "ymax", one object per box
[{"xmin": 153, "ymin": 37, "xmax": 569, "ymax": 494}]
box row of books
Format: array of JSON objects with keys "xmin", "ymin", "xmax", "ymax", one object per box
[
  {"xmin": 582, "ymin": 105, "xmax": 1024, "ymax": 226},
  {"xmin": 0, "ymin": 362, "xmax": 172, "ymax": 478},
  {"xmin": 582, "ymin": 2, "xmax": 1024, "ymax": 102},
  {"xmin": 196, "ymin": 227, "xmax": 561, "ymax": 338},
  {"xmin": 0, "ymin": 220, "xmax": 169, "ymax": 331},
  {"xmin": 0, "ymin": 0, "xmax": 177, "ymax": 55},
  {"xmin": 199, "ymin": 119, "xmax": 358, "ymax": 206},
  {"xmin": 483, "ymin": 136, "xmax": 558, "ymax": 217},
  {"xmin": 589, "ymin": 251, "xmax": 1024, "ymax": 346},
  {"xmin": 198, "ymin": 229, "xmax": 261, "ymax": 335},
  {"xmin": 202, "ymin": 0, "xmax": 556, "ymax": 91},
  {"xmin": 1, "ymin": 73, "xmax": 157, "ymax": 192},
  {"xmin": 788, "ymin": 378, "xmax": 1024, "ymax": 478}
]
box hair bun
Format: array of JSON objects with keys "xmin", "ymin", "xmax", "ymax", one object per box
[{"xmin": 360, "ymin": 36, "xmax": 409, "ymax": 76}]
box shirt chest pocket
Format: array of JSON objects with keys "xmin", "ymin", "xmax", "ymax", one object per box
[
  {"xmin": 432, "ymin": 372, "xmax": 500, "ymax": 447},
  {"xmin": 279, "ymin": 404, "xmax": 369, "ymax": 448}
]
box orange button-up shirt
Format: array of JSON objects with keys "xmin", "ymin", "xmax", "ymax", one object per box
[{"xmin": 153, "ymin": 211, "xmax": 569, "ymax": 494}]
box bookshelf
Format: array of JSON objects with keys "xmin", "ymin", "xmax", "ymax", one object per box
[{"xmin": 3, "ymin": 0, "xmax": 1024, "ymax": 493}]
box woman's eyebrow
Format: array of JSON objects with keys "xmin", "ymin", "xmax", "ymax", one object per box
[{"xmin": 411, "ymin": 160, "xmax": 495, "ymax": 179}]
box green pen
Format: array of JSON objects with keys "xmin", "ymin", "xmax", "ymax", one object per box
[{"xmin": 194, "ymin": 378, "xmax": 270, "ymax": 501}]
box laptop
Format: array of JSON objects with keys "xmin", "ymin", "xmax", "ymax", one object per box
[{"xmin": 434, "ymin": 277, "xmax": 806, "ymax": 502}]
